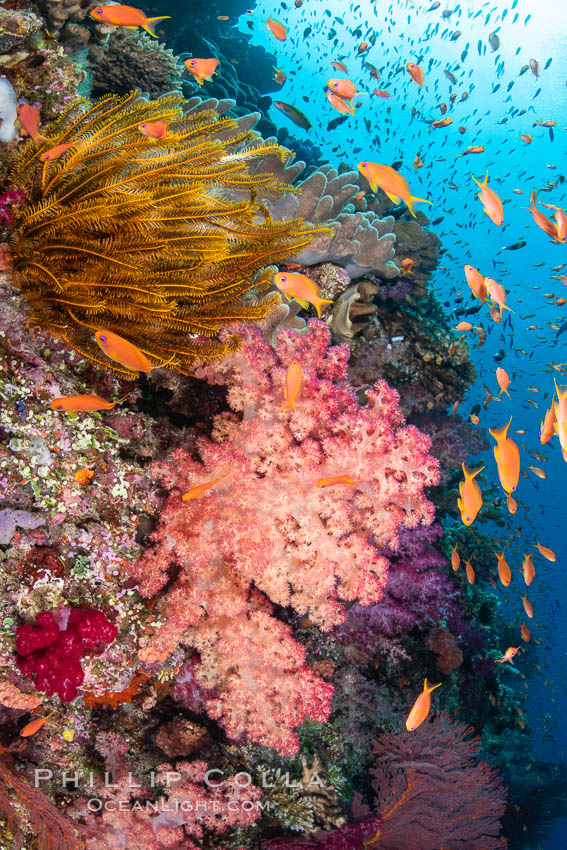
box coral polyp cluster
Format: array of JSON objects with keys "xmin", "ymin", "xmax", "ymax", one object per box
[{"xmin": 8, "ymin": 90, "xmax": 323, "ymax": 374}]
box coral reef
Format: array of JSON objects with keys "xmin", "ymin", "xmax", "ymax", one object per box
[
  {"xmin": 88, "ymin": 31, "xmax": 184, "ymax": 99},
  {"xmin": 265, "ymin": 165, "xmax": 399, "ymax": 279},
  {"xmin": 15, "ymin": 608, "xmax": 118, "ymax": 701},
  {"xmin": 8, "ymin": 90, "xmax": 324, "ymax": 374},
  {"xmin": 126, "ymin": 321, "xmax": 439, "ymax": 752}
]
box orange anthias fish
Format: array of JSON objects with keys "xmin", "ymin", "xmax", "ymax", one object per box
[
  {"xmin": 182, "ymin": 468, "xmax": 234, "ymax": 501},
  {"xmin": 496, "ymin": 550, "xmax": 512, "ymax": 587},
  {"xmin": 357, "ymin": 41, "xmax": 369, "ymax": 55},
  {"xmin": 184, "ymin": 58, "xmax": 219, "ymax": 86},
  {"xmin": 431, "ymin": 117, "xmax": 453, "ymax": 129},
  {"xmin": 522, "ymin": 553, "xmax": 536, "ymax": 586},
  {"xmin": 357, "ymin": 162, "xmax": 432, "ymax": 217},
  {"xmin": 465, "ymin": 560, "xmax": 475, "ymax": 585},
  {"xmin": 489, "ymin": 417, "xmax": 520, "ymax": 494},
  {"xmin": 484, "ymin": 277, "xmax": 512, "ymax": 315},
  {"xmin": 20, "ymin": 712, "xmax": 54, "ymax": 737},
  {"xmin": 521, "ymin": 623, "xmax": 531, "ymax": 643},
  {"xmin": 94, "ymin": 329, "xmax": 154, "ymax": 373},
  {"xmin": 273, "ymin": 67, "xmax": 287, "ymax": 85},
  {"xmin": 507, "ymin": 494, "xmax": 518, "ymax": 514},
  {"xmin": 456, "ymin": 146, "xmax": 485, "ymax": 157},
  {"xmin": 50, "ymin": 394, "xmax": 124, "ymax": 412},
  {"xmin": 454, "ymin": 321, "xmax": 473, "ymax": 331},
  {"xmin": 326, "ymin": 91, "xmax": 356, "ymax": 115},
  {"xmin": 522, "ymin": 595, "xmax": 534, "ymax": 619},
  {"xmin": 327, "ymin": 78, "xmax": 367, "ymax": 103},
  {"xmin": 472, "ymin": 171, "xmax": 504, "ymax": 226},
  {"xmin": 282, "ymin": 361, "xmax": 303, "ymax": 410},
  {"xmin": 525, "ymin": 190, "xmax": 560, "ymax": 242},
  {"xmin": 332, "ymin": 61, "xmax": 348, "ymax": 73},
  {"xmin": 39, "ymin": 142, "xmax": 74, "ymax": 162},
  {"xmin": 399, "ymin": 258, "xmax": 415, "ymax": 274},
  {"xmin": 273, "ymin": 271, "xmax": 333, "ymax": 318},
  {"xmin": 138, "ymin": 121, "xmax": 169, "ymax": 140},
  {"xmin": 413, "ymin": 154, "xmax": 424, "ymax": 170},
  {"xmin": 533, "ymin": 541, "xmax": 556, "ymax": 562},
  {"xmin": 458, "ymin": 463, "xmax": 484, "ymax": 526},
  {"xmin": 520, "ymin": 133, "xmax": 532, "ymax": 145},
  {"xmin": 496, "ymin": 647, "xmax": 520, "ymax": 664},
  {"xmin": 496, "ymin": 367, "xmax": 511, "ymax": 398},
  {"xmin": 451, "ymin": 545, "xmax": 460, "ymax": 572},
  {"xmin": 406, "ymin": 679, "xmax": 441, "ymax": 731},
  {"xmin": 407, "ymin": 61, "xmax": 425, "ymax": 86},
  {"xmin": 89, "ymin": 4, "xmax": 171, "ymax": 36},
  {"xmin": 464, "ymin": 264, "xmax": 488, "ymax": 303},
  {"xmin": 554, "ymin": 379, "xmax": 567, "ymax": 457},
  {"xmin": 540, "ymin": 401, "xmax": 557, "ymax": 445},
  {"xmin": 316, "ymin": 474, "xmax": 358, "ymax": 488},
  {"xmin": 374, "ymin": 88, "xmax": 391, "ymax": 99},
  {"xmin": 267, "ymin": 17, "xmax": 287, "ymax": 41},
  {"xmin": 16, "ymin": 104, "xmax": 47, "ymax": 143}
]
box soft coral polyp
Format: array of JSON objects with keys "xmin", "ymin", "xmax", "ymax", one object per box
[{"xmin": 16, "ymin": 609, "xmax": 118, "ymax": 702}]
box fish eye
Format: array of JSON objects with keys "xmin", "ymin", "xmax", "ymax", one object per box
[
  {"xmin": 190, "ymin": 59, "xmax": 197, "ymax": 66},
  {"xmin": 99, "ymin": 335, "xmax": 106, "ymax": 342},
  {"xmin": 362, "ymin": 162, "xmax": 368, "ymax": 168},
  {"xmin": 56, "ymin": 404, "xmax": 63, "ymax": 410},
  {"xmin": 280, "ymin": 275, "xmax": 287, "ymax": 282},
  {"xmin": 96, "ymin": 7, "xmax": 103, "ymax": 12},
  {"xmin": 140, "ymin": 123, "xmax": 146, "ymax": 128}
]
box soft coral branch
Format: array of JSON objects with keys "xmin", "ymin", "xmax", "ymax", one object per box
[{"xmin": 128, "ymin": 321, "xmax": 439, "ymax": 753}]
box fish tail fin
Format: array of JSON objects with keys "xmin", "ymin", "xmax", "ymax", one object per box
[
  {"xmin": 314, "ymin": 298, "xmax": 334, "ymax": 318},
  {"xmin": 409, "ymin": 194, "xmax": 433, "ymax": 216},
  {"xmin": 489, "ymin": 416, "xmax": 512, "ymax": 442},
  {"xmin": 462, "ymin": 462, "xmax": 484, "ymax": 480},
  {"xmin": 143, "ymin": 15, "xmax": 171, "ymax": 37},
  {"xmin": 471, "ymin": 172, "xmax": 482, "ymax": 188},
  {"xmin": 423, "ymin": 678, "xmax": 442, "ymax": 694},
  {"xmin": 498, "ymin": 388, "xmax": 511, "ymax": 399},
  {"xmin": 281, "ymin": 398, "xmax": 296, "ymax": 410},
  {"xmin": 554, "ymin": 378, "xmax": 567, "ymax": 402},
  {"xmin": 483, "ymin": 170, "xmax": 489, "ymax": 186}
]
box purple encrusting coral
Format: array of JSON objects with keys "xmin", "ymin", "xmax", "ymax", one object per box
[{"xmin": 16, "ymin": 608, "xmax": 118, "ymax": 701}]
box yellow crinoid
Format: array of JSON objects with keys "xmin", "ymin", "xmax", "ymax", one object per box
[{"xmin": 8, "ymin": 91, "xmax": 323, "ymax": 375}]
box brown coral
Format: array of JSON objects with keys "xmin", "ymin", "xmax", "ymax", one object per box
[{"xmin": 427, "ymin": 626, "xmax": 464, "ymax": 675}]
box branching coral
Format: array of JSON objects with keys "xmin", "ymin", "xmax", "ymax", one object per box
[
  {"xmin": 8, "ymin": 90, "xmax": 325, "ymax": 375},
  {"xmin": 126, "ymin": 320, "xmax": 438, "ymax": 752},
  {"xmin": 365, "ymin": 713, "xmax": 508, "ymax": 849}
]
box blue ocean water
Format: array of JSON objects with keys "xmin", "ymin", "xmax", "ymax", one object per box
[{"xmin": 232, "ymin": 0, "xmax": 567, "ymax": 845}]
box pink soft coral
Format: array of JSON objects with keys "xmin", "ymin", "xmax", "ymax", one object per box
[{"xmin": 127, "ymin": 321, "xmax": 439, "ymax": 753}]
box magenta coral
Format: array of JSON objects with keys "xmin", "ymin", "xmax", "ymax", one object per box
[
  {"xmin": 16, "ymin": 609, "xmax": 118, "ymax": 702},
  {"xmin": 336, "ymin": 524, "xmax": 461, "ymax": 657},
  {"xmin": 128, "ymin": 321, "xmax": 439, "ymax": 753}
]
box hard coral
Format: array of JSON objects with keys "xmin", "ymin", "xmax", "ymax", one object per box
[
  {"xmin": 16, "ymin": 608, "xmax": 118, "ymax": 701},
  {"xmin": 265, "ymin": 165, "xmax": 399, "ymax": 279},
  {"xmin": 127, "ymin": 320, "xmax": 438, "ymax": 752},
  {"xmin": 8, "ymin": 90, "xmax": 324, "ymax": 375},
  {"xmin": 89, "ymin": 31, "xmax": 184, "ymax": 99}
]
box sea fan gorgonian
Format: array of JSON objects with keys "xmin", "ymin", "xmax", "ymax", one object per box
[{"xmin": 8, "ymin": 91, "xmax": 324, "ymax": 375}]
